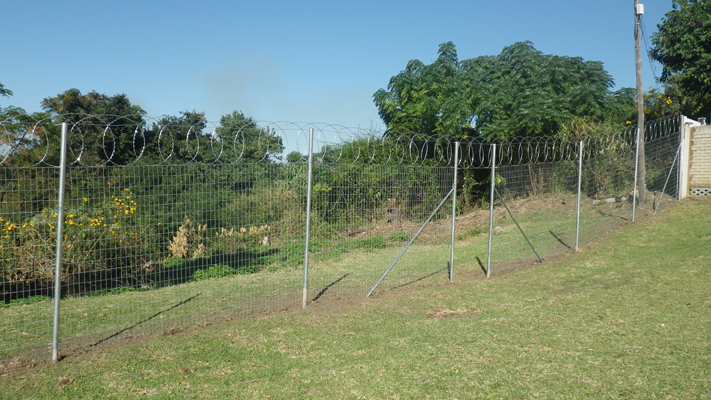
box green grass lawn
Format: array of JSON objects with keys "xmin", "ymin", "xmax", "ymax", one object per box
[{"xmin": 0, "ymin": 197, "xmax": 709, "ymax": 398}]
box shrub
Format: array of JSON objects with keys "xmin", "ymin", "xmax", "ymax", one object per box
[
  {"xmin": 356, "ymin": 236, "xmax": 387, "ymax": 252},
  {"xmin": 389, "ymin": 232, "xmax": 410, "ymax": 242},
  {"xmin": 1, "ymin": 187, "xmax": 157, "ymax": 300}
]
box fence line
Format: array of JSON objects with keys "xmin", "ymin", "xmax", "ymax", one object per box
[
  {"xmin": 2, "ymin": 113, "xmax": 680, "ymax": 168},
  {"xmin": 0, "ymin": 113, "xmax": 683, "ymax": 371}
]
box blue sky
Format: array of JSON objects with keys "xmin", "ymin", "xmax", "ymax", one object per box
[{"xmin": 2, "ymin": 0, "xmax": 673, "ymax": 129}]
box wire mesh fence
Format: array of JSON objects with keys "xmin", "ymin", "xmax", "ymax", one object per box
[{"xmin": 0, "ymin": 113, "xmax": 683, "ymax": 372}]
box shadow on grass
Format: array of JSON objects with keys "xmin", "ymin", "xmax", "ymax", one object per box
[
  {"xmin": 156, "ymin": 248, "xmax": 280, "ymax": 286},
  {"xmin": 549, "ymin": 230, "xmax": 572, "ymax": 250},
  {"xmin": 311, "ymin": 273, "xmax": 351, "ymax": 303},
  {"xmin": 390, "ymin": 267, "xmax": 448, "ymax": 291},
  {"xmin": 89, "ymin": 292, "xmax": 202, "ymax": 349},
  {"xmin": 476, "ymin": 257, "xmax": 486, "ymax": 274}
]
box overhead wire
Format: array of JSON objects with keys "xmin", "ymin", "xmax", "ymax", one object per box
[{"xmin": 639, "ymin": 14, "xmax": 661, "ymax": 89}]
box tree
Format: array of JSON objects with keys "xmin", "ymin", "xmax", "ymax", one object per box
[
  {"xmin": 214, "ymin": 111, "xmax": 284, "ymax": 163},
  {"xmin": 0, "ymin": 81, "xmax": 12, "ymax": 98},
  {"xmin": 144, "ymin": 110, "xmax": 208, "ymax": 163},
  {"xmin": 651, "ymin": 0, "xmax": 711, "ymax": 118},
  {"xmin": 42, "ymin": 89, "xmax": 147, "ymax": 165},
  {"xmin": 373, "ymin": 42, "xmax": 465, "ymax": 137},
  {"xmin": 374, "ymin": 41, "xmax": 616, "ymax": 140}
]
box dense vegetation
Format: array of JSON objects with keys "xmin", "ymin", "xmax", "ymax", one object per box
[
  {"xmin": 374, "ymin": 41, "xmax": 636, "ymax": 140},
  {"xmin": 651, "ymin": 0, "xmax": 711, "ymax": 119}
]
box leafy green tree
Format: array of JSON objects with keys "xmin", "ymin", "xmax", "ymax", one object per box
[
  {"xmin": 143, "ymin": 110, "xmax": 207, "ymax": 163},
  {"xmin": 374, "ymin": 41, "xmax": 616, "ymax": 140},
  {"xmin": 42, "ymin": 89, "xmax": 146, "ymax": 165},
  {"xmin": 214, "ymin": 111, "xmax": 284, "ymax": 163},
  {"xmin": 1, "ymin": 107, "xmax": 55, "ymax": 164},
  {"xmin": 0, "ymin": 81, "xmax": 12, "ymax": 99},
  {"xmin": 651, "ymin": 0, "xmax": 711, "ymax": 118},
  {"xmin": 644, "ymin": 85, "xmax": 684, "ymax": 120},
  {"xmin": 373, "ymin": 42, "xmax": 466, "ymax": 138}
]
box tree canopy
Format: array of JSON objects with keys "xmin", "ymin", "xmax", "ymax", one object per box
[
  {"xmin": 42, "ymin": 89, "xmax": 147, "ymax": 165},
  {"xmin": 0, "ymin": 81, "xmax": 12, "ymax": 99},
  {"xmin": 651, "ymin": 0, "xmax": 711, "ymax": 118},
  {"xmin": 214, "ymin": 111, "xmax": 284, "ymax": 163},
  {"xmin": 35, "ymin": 89, "xmax": 283, "ymax": 165},
  {"xmin": 374, "ymin": 41, "xmax": 628, "ymax": 139}
]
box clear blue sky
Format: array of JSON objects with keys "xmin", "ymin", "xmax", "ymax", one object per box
[{"xmin": 1, "ymin": 0, "xmax": 673, "ymax": 129}]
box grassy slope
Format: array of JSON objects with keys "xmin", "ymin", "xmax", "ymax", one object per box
[{"xmin": 1, "ymin": 198, "xmax": 710, "ymax": 399}]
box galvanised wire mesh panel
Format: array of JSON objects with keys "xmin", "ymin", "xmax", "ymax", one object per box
[
  {"xmin": 0, "ymin": 166, "xmax": 60, "ymax": 370},
  {"xmin": 303, "ymin": 164, "xmax": 456, "ymax": 299},
  {"xmin": 575, "ymin": 138, "xmax": 636, "ymax": 251},
  {"xmin": 1, "ymin": 114, "xmax": 65, "ymax": 370},
  {"xmin": 491, "ymin": 160, "xmax": 582, "ymax": 272},
  {"xmin": 293, "ymin": 127, "xmax": 458, "ymax": 299},
  {"xmin": 644, "ymin": 119, "xmax": 681, "ymax": 214},
  {"xmin": 53, "ymin": 162, "xmax": 309, "ymax": 355}
]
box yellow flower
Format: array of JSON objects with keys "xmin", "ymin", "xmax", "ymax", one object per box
[
  {"xmin": 626, "ymin": 121, "xmax": 632, "ymax": 125},
  {"xmin": 83, "ymin": 198, "xmax": 88, "ymax": 202}
]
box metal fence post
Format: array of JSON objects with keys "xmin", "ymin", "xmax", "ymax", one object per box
[
  {"xmin": 575, "ymin": 140, "xmax": 583, "ymax": 251},
  {"xmin": 486, "ymin": 144, "xmax": 496, "ymax": 278},
  {"xmin": 449, "ymin": 142, "xmax": 459, "ymax": 282},
  {"xmin": 632, "ymin": 127, "xmax": 641, "ymax": 222},
  {"xmin": 52, "ymin": 122, "xmax": 69, "ymax": 362},
  {"xmin": 302, "ymin": 128, "xmax": 315, "ymax": 309}
]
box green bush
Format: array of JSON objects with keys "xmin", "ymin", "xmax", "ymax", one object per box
[
  {"xmin": 355, "ymin": 236, "xmax": 387, "ymax": 252},
  {"xmin": 163, "ymin": 257, "xmax": 184, "ymax": 270},
  {"xmin": 389, "ymin": 232, "xmax": 410, "ymax": 242},
  {"xmin": 0, "ymin": 295, "xmax": 50, "ymax": 308},
  {"xmin": 1, "ymin": 186, "xmax": 158, "ymax": 298}
]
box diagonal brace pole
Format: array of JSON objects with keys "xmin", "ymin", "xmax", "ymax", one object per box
[
  {"xmin": 495, "ymin": 188, "xmax": 543, "ymax": 263},
  {"xmin": 367, "ymin": 187, "xmax": 454, "ymax": 297}
]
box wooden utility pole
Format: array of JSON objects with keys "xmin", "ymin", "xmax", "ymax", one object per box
[{"xmin": 634, "ymin": 0, "xmax": 647, "ymax": 203}]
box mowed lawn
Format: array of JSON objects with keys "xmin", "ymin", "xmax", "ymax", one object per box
[{"xmin": 1, "ymin": 198, "xmax": 710, "ymax": 399}]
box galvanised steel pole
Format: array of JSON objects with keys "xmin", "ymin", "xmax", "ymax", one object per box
[
  {"xmin": 449, "ymin": 142, "xmax": 460, "ymax": 282},
  {"xmin": 302, "ymin": 128, "xmax": 315, "ymax": 309},
  {"xmin": 575, "ymin": 141, "xmax": 583, "ymax": 251},
  {"xmin": 632, "ymin": 127, "xmax": 640, "ymax": 222},
  {"xmin": 52, "ymin": 122, "xmax": 69, "ymax": 362},
  {"xmin": 486, "ymin": 144, "xmax": 496, "ymax": 278}
]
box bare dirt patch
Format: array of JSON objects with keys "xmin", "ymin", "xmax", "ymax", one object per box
[{"xmin": 425, "ymin": 306, "xmax": 483, "ymax": 319}]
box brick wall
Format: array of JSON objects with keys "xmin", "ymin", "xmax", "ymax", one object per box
[{"xmin": 689, "ymin": 125, "xmax": 711, "ymax": 195}]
